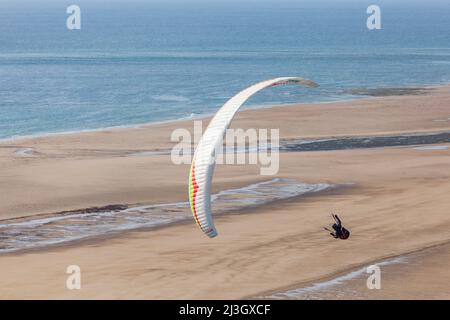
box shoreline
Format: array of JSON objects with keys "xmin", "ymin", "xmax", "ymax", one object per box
[
  {"xmin": 0, "ymin": 83, "xmax": 449, "ymax": 220},
  {"xmin": 255, "ymin": 239, "xmax": 450, "ymax": 300},
  {"xmin": 0, "ymin": 83, "xmax": 446, "ymax": 145}
]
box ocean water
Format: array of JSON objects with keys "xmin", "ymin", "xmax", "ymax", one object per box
[{"xmin": 0, "ymin": 0, "xmax": 449, "ymax": 139}]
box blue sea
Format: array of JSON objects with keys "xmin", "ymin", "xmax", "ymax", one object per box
[{"xmin": 0, "ymin": 0, "xmax": 449, "ymax": 140}]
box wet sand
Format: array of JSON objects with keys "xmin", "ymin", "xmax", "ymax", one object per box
[
  {"xmin": 261, "ymin": 242, "xmax": 450, "ymax": 300},
  {"xmin": 0, "ymin": 85, "xmax": 449, "ymax": 299},
  {"xmin": 0, "ymin": 179, "xmax": 335, "ymax": 253}
]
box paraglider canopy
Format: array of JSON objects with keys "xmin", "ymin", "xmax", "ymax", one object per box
[{"xmin": 189, "ymin": 77, "xmax": 319, "ymax": 238}]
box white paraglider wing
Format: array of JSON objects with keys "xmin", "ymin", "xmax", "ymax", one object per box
[{"xmin": 189, "ymin": 77, "xmax": 318, "ymax": 238}]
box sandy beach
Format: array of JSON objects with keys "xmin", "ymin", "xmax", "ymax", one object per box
[{"xmin": 0, "ymin": 85, "xmax": 449, "ymax": 299}]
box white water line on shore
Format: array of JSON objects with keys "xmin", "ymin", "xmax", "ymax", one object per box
[{"xmin": 262, "ymin": 256, "xmax": 408, "ymax": 300}]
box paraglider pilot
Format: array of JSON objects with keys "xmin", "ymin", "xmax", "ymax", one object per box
[{"xmin": 324, "ymin": 213, "xmax": 350, "ymax": 240}]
